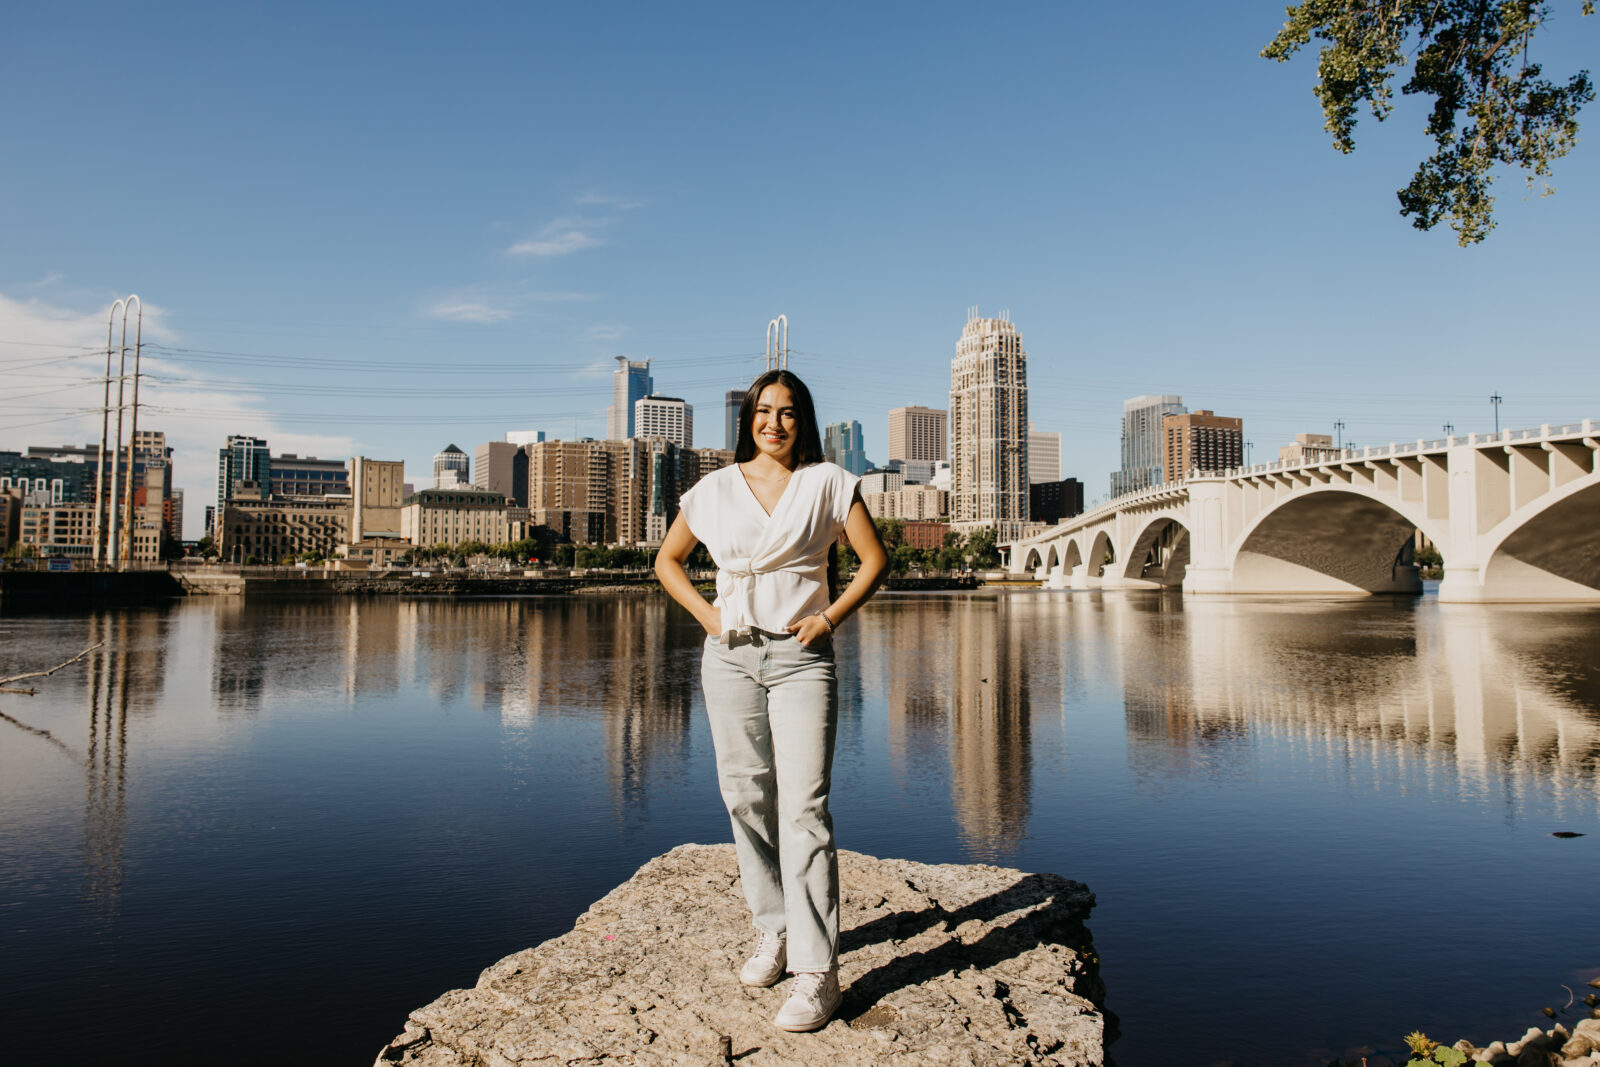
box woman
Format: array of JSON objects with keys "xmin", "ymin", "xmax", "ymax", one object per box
[{"xmin": 654, "ymin": 369, "xmax": 888, "ymax": 1032}]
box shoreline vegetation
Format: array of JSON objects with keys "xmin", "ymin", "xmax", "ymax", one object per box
[{"xmin": 0, "ymin": 565, "xmax": 990, "ymax": 605}]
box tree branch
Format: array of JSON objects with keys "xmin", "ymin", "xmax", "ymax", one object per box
[{"xmin": 0, "ymin": 642, "xmax": 105, "ymax": 692}]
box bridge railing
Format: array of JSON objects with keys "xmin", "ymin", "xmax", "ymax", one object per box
[
  {"xmin": 1006, "ymin": 418, "xmax": 1596, "ymax": 551},
  {"xmin": 1215, "ymin": 418, "xmax": 1595, "ymax": 481}
]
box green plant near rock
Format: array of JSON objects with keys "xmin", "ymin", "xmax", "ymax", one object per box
[{"xmin": 1403, "ymin": 1030, "xmax": 1467, "ymax": 1067}]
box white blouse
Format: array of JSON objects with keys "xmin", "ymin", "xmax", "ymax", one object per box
[{"xmin": 678, "ymin": 461, "xmax": 860, "ymax": 637}]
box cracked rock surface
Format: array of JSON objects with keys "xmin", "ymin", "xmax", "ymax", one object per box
[{"xmin": 375, "ymin": 843, "xmax": 1110, "ymax": 1066}]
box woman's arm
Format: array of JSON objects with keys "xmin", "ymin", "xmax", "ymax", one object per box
[
  {"xmin": 787, "ymin": 488, "xmax": 888, "ymax": 647},
  {"xmin": 654, "ymin": 513, "xmax": 722, "ymax": 636}
]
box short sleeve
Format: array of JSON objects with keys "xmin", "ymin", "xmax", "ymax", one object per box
[
  {"xmin": 678, "ymin": 478, "xmax": 711, "ymax": 543},
  {"xmin": 830, "ymin": 465, "xmax": 859, "ymax": 529}
]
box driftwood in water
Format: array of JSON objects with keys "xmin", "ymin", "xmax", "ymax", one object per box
[{"xmin": 0, "ymin": 642, "xmax": 103, "ymax": 695}]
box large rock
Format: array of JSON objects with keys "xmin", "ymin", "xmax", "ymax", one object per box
[{"xmin": 376, "ymin": 844, "xmax": 1109, "ymax": 1066}]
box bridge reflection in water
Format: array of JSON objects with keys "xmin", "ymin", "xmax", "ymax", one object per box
[{"xmin": 852, "ymin": 593, "xmax": 1600, "ymax": 863}]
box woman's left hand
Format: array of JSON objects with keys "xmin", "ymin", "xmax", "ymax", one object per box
[{"xmin": 785, "ymin": 613, "xmax": 834, "ymax": 648}]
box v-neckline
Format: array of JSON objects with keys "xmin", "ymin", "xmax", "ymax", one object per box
[{"xmin": 737, "ymin": 462, "xmax": 797, "ymax": 519}]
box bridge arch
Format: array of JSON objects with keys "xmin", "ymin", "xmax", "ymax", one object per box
[
  {"xmin": 1061, "ymin": 537, "xmax": 1084, "ymax": 574},
  {"xmin": 1088, "ymin": 530, "xmax": 1115, "ymax": 578},
  {"xmin": 1228, "ymin": 487, "xmax": 1432, "ymax": 594},
  {"xmin": 1477, "ymin": 479, "xmax": 1600, "ymax": 599},
  {"xmin": 1121, "ymin": 516, "xmax": 1191, "ymax": 587},
  {"xmin": 1022, "ymin": 545, "xmax": 1044, "ymax": 573}
]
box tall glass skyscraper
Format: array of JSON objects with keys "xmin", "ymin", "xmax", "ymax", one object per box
[
  {"xmin": 216, "ymin": 434, "xmax": 270, "ymax": 528},
  {"xmin": 823, "ymin": 420, "xmax": 867, "ymax": 475},
  {"xmin": 1110, "ymin": 394, "xmax": 1186, "ymax": 498},
  {"xmin": 724, "ymin": 389, "xmax": 745, "ymax": 451},
  {"xmin": 607, "ymin": 357, "xmax": 654, "ymax": 440}
]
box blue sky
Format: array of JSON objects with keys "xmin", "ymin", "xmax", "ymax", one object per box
[{"xmin": 4, "ymin": 1, "xmax": 1597, "ymax": 533}]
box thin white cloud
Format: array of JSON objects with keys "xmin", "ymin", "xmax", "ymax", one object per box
[
  {"xmin": 425, "ymin": 300, "xmax": 513, "ymax": 324},
  {"xmin": 584, "ymin": 323, "xmax": 628, "ymax": 341},
  {"xmin": 27, "ymin": 273, "xmax": 64, "ymax": 289},
  {"xmin": 419, "ymin": 286, "xmax": 597, "ymax": 324},
  {"xmin": 574, "ymin": 191, "xmax": 643, "ymax": 210},
  {"xmin": 509, "ymin": 227, "xmax": 604, "ymax": 257}
]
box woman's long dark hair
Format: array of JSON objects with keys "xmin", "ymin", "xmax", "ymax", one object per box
[{"xmin": 734, "ymin": 370, "xmax": 825, "ymax": 465}]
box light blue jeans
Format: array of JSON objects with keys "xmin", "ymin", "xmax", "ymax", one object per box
[{"xmin": 701, "ymin": 629, "xmax": 839, "ymax": 973}]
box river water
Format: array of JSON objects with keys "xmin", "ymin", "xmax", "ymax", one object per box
[{"xmin": 2, "ymin": 590, "xmax": 1597, "ymax": 1065}]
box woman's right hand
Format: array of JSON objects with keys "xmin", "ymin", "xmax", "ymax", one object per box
[{"xmin": 702, "ymin": 609, "xmax": 723, "ymax": 637}]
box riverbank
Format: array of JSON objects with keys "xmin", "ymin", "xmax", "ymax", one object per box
[{"xmin": 0, "ymin": 567, "xmax": 982, "ymax": 604}]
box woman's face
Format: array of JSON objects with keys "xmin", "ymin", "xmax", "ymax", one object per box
[{"xmin": 751, "ymin": 383, "xmax": 800, "ymax": 464}]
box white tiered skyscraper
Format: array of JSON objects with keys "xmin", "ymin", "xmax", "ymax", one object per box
[{"xmin": 949, "ymin": 310, "xmax": 1029, "ymax": 540}]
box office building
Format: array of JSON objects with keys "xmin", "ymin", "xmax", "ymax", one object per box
[
  {"xmin": 505, "ymin": 429, "xmax": 545, "ymax": 447},
  {"xmin": 217, "ymin": 435, "xmax": 270, "ymax": 532},
  {"xmin": 0, "ymin": 489, "xmax": 18, "ymax": 555},
  {"xmin": 525, "ymin": 437, "xmax": 704, "ymax": 547},
  {"xmin": 475, "ymin": 441, "xmax": 528, "ymax": 506},
  {"xmin": 0, "ymin": 451, "xmax": 92, "ymax": 504},
  {"xmin": 401, "ymin": 487, "xmax": 509, "ymax": 549},
  {"xmin": 164, "ymin": 488, "xmax": 183, "ymax": 543},
  {"xmin": 433, "ymin": 444, "xmax": 470, "ymax": 489},
  {"xmin": 949, "ymin": 312, "xmax": 1029, "ymax": 540},
  {"xmin": 350, "ymin": 457, "xmax": 405, "ymax": 542},
  {"xmin": 888, "ymin": 405, "xmax": 947, "ymax": 463},
  {"xmin": 1110, "ymin": 395, "xmax": 1186, "ymax": 498},
  {"xmin": 861, "ymin": 485, "xmax": 948, "ymax": 522},
  {"xmin": 860, "ymin": 468, "xmax": 904, "ymax": 495},
  {"xmin": 694, "ymin": 447, "xmax": 736, "ymax": 482},
  {"xmin": 19, "ymin": 497, "xmax": 99, "ymax": 560},
  {"xmin": 725, "ymin": 389, "xmax": 745, "ymax": 451},
  {"xmin": 1163, "ymin": 410, "xmax": 1244, "ymax": 481},
  {"xmin": 1279, "ymin": 433, "xmax": 1341, "ymax": 466},
  {"xmin": 1027, "ymin": 426, "xmax": 1061, "ymax": 485},
  {"xmin": 889, "ymin": 458, "xmax": 938, "ymax": 485},
  {"xmin": 634, "ymin": 396, "xmax": 693, "ymax": 448},
  {"xmin": 1030, "ymin": 478, "xmax": 1085, "ymax": 525},
  {"xmin": 269, "ymin": 454, "xmax": 348, "ymax": 497},
  {"xmin": 824, "ymin": 421, "xmax": 867, "ymax": 476},
  {"xmin": 218, "ymin": 482, "xmax": 351, "ymax": 564},
  {"xmin": 607, "ymin": 357, "xmax": 654, "ymax": 440}
]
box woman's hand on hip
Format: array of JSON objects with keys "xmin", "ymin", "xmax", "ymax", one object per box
[
  {"xmin": 785, "ymin": 612, "xmax": 833, "ymax": 648},
  {"xmin": 702, "ymin": 608, "xmax": 723, "ymax": 637}
]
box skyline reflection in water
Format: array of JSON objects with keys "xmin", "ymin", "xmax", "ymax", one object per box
[{"xmin": 0, "ymin": 591, "xmax": 1596, "ymax": 1066}]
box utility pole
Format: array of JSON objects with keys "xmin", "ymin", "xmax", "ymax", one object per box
[
  {"xmin": 765, "ymin": 315, "xmax": 788, "ymax": 372},
  {"xmin": 120, "ymin": 299, "xmax": 145, "ymax": 565},
  {"xmin": 100, "ymin": 296, "xmax": 141, "ymax": 571},
  {"xmin": 1490, "ymin": 394, "xmax": 1503, "ymax": 435}
]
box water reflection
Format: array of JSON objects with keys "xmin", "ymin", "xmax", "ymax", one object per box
[
  {"xmin": 1172, "ymin": 598, "xmax": 1600, "ymax": 813},
  {"xmin": 860, "ymin": 596, "xmax": 1034, "ymax": 859}
]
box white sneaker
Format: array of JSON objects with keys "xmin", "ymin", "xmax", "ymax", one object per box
[
  {"xmin": 773, "ymin": 969, "xmax": 841, "ymax": 1032},
  {"xmin": 739, "ymin": 931, "xmax": 786, "ymax": 987}
]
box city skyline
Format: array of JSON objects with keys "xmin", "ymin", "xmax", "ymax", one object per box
[{"xmin": 3, "ymin": 3, "xmax": 1598, "ymax": 536}]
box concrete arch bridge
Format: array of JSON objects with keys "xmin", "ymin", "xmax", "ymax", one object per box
[{"xmin": 1004, "ymin": 421, "xmax": 1600, "ymax": 602}]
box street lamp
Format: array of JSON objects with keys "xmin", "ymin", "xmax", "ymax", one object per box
[{"xmin": 1490, "ymin": 394, "xmax": 1503, "ymax": 435}]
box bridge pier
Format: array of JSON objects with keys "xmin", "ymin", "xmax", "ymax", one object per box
[{"xmin": 1180, "ymin": 567, "xmax": 1233, "ymax": 596}]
